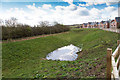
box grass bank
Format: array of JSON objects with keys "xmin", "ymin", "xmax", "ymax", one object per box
[{"xmin": 2, "ymin": 28, "xmax": 118, "ymax": 78}]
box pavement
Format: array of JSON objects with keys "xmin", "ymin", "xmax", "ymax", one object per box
[{"xmin": 102, "ymin": 28, "xmax": 120, "ymax": 33}]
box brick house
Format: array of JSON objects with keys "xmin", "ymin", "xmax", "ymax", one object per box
[
  {"xmin": 87, "ymin": 22, "xmax": 92, "ymax": 28},
  {"xmin": 110, "ymin": 20, "xmax": 116, "ymax": 29},
  {"xmin": 91, "ymin": 22, "xmax": 95, "ymax": 28},
  {"xmin": 86, "ymin": 22, "xmax": 99, "ymax": 28},
  {"xmin": 97, "ymin": 22, "xmax": 101, "ymax": 28},
  {"xmin": 74, "ymin": 24, "xmax": 83, "ymax": 28},
  {"xmin": 115, "ymin": 17, "xmax": 120, "ymax": 28},
  {"xmin": 82, "ymin": 23, "xmax": 87, "ymax": 28},
  {"xmin": 80, "ymin": 24, "xmax": 83, "ymax": 28},
  {"xmin": 110, "ymin": 17, "xmax": 120, "ymax": 29},
  {"xmin": 100, "ymin": 21, "xmax": 106, "ymax": 28},
  {"xmin": 94, "ymin": 22, "xmax": 99, "ymax": 28},
  {"xmin": 105, "ymin": 21, "xmax": 110, "ymax": 28},
  {"xmin": 81, "ymin": 17, "xmax": 120, "ymax": 29}
]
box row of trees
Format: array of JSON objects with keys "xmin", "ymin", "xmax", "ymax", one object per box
[{"xmin": 1, "ymin": 18, "xmax": 70, "ymax": 40}]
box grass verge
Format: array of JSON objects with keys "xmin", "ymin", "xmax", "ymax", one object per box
[{"xmin": 2, "ymin": 28, "xmax": 119, "ymax": 78}]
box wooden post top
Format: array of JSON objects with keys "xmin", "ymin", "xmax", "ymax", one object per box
[
  {"xmin": 107, "ymin": 48, "xmax": 112, "ymax": 51},
  {"xmin": 117, "ymin": 40, "xmax": 120, "ymax": 46}
]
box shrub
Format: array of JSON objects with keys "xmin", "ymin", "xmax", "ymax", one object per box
[{"xmin": 2, "ymin": 23, "xmax": 70, "ymax": 40}]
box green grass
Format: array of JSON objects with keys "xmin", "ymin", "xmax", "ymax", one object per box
[{"xmin": 2, "ymin": 28, "xmax": 119, "ymax": 78}]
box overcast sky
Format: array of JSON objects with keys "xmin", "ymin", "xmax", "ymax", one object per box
[{"xmin": 0, "ymin": 0, "xmax": 119, "ymax": 26}]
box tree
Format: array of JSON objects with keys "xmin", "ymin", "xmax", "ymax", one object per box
[
  {"xmin": 39, "ymin": 21, "xmax": 49, "ymax": 27},
  {"xmin": 0, "ymin": 19, "xmax": 4, "ymax": 26},
  {"xmin": 53, "ymin": 21, "xmax": 59, "ymax": 25},
  {"xmin": 5, "ymin": 17, "xmax": 17, "ymax": 27},
  {"xmin": 11, "ymin": 17, "xmax": 17, "ymax": 26}
]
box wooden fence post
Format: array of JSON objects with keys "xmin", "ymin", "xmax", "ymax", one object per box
[
  {"xmin": 107, "ymin": 48, "xmax": 112, "ymax": 80},
  {"xmin": 117, "ymin": 40, "xmax": 120, "ymax": 69},
  {"xmin": 117, "ymin": 40, "xmax": 120, "ymax": 46},
  {"xmin": 117, "ymin": 40, "xmax": 120, "ymax": 54},
  {"xmin": 117, "ymin": 40, "xmax": 120, "ymax": 57}
]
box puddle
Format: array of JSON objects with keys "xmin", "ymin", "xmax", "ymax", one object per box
[{"xmin": 46, "ymin": 44, "xmax": 82, "ymax": 61}]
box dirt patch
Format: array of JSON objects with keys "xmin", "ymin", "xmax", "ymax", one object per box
[{"xmin": 77, "ymin": 51, "xmax": 83, "ymax": 60}]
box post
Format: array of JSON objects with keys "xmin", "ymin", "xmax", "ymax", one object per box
[
  {"xmin": 117, "ymin": 40, "xmax": 120, "ymax": 46},
  {"xmin": 117, "ymin": 40, "xmax": 120, "ymax": 69},
  {"xmin": 117, "ymin": 40, "xmax": 120, "ymax": 58},
  {"xmin": 107, "ymin": 48, "xmax": 112, "ymax": 80}
]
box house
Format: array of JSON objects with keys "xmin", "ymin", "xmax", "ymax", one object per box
[
  {"xmin": 87, "ymin": 22, "xmax": 92, "ymax": 28},
  {"xmin": 96, "ymin": 22, "xmax": 100, "ymax": 28},
  {"xmin": 100, "ymin": 21, "xmax": 106, "ymax": 28},
  {"xmin": 110, "ymin": 17, "xmax": 120, "ymax": 29},
  {"xmin": 115, "ymin": 17, "xmax": 120, "ymax": 28},
  {"xmin": 90, "ymin": 22, "xmax": 95, "ymax": 28},
  {"xmin": 74, "ymin": 24, "xmax": 83, "ymax": 28},
  {"xmin": 91, "ymin": 22, "xmax": 98, "ymax": 28},
  {"xmin": 79, "ymin": 24, "xmax": 83, "ymax": 28},
  {"xmin": 94, "ymin": 22, "xmax": 99, "ymax": 28},
  {"xmin": 80, "ymin": 17, "xmax": 120, "ymax": 29},
  {"xmin": 98, "ymin": 22, "xmax": 101, "ymax": 28},
  {"xmin": 86, "ymin": 22, "xmax": 99, "ymax": 28},
  {"xmin": 110, "ymin": 20, "xmax": 115, "ymax": 29},
  {"xmin": 82, "ymin": 23, "xmax": 87, "ymax": 28},
  {"xmin": 104, "ymin": 21, "xmax": 110, "ymax": 28}
]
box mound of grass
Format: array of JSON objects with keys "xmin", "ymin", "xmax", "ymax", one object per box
[{"xmin": 2, "ymin": 28, "xmax": 118, "ymax": 78}]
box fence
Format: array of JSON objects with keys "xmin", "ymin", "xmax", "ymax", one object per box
[
  {"xmin": 107, "ymin": 40, "xmax": 120, "ymax": 80},
  {"xmin": 103, "ymin": 28, "xmax": 120, "ymax": 33}
]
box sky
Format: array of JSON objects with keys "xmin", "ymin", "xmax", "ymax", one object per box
[{"xmin": 0, "ymin": 0, "xmax": 120, "ymax": 26}]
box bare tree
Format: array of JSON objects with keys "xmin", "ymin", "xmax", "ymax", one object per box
[
  {"xmin": 11, "ymin": 17, "xmax": 17, "ymax": 26},
  {"xmin": 5, "ymin": 17, "xmax": 17, "ymax": 27},
  {"xmin": 5, "ymin": 19, "xmax": 11, "ymax": 26},
  {"xmin": 0, "ymin": 19, "xmax": 4, "ymax": 26},
  {"xmin": 39, "ymin": 21, "xmax": 49, "ymax": 27},
  {"xmin": 53, "ymin": 21, "xmax": 59, "ymax": 25}
]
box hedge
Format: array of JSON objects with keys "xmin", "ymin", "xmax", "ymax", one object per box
[{"xmin": 1, "ymin": 24, "xmax": 70, "ymax": 40}]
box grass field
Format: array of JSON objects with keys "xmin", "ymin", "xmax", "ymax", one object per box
[{"xmin": 2, "ymin": 28, "xmax": 119, "ymax": 78}]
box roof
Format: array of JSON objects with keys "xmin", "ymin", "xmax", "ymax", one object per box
[
  {"xmin": 91, "ymin": 22, "xmax": 95, "ymax": 25},
  {"xmin": 96, "ymin": 22, "xmax": 99, "ymax": 24},
  {"xmin": 104, "ymin": 21, "xmax": 109, "ymax": 23},
  {"xmin": 88, "ymin": 22, "xmax": 92, "ymax": 24},
  {"xmin": 83, "ymin": 23, "xmax": 87, "ymax": 25},
  {"xmin": 97, "ymin": 22, "xmax": 100, "ymax": 24},
  {"xmin": 111, "ymin": 20, "xmax": 115, "ymax": 23},
  {"xmin": 115, "ymin": 17, "xmax": 120, "ymax": 22},
  {"xmin": 101, "ymin": 21, "xmax": 105, "ymax": 23}
]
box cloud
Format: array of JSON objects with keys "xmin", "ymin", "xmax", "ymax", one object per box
[
  {"xmin": 26, "ymin": 3, "xmax": 36, "ymax": 10},
  {"xmin": 101, "ymin": 6, "xmax": 118, "ymax": 19},
  {"xmin": 0, "ymin": 3, "xmax": 118, "ymax": 26},
  {"xmin": 119, "ymin": 6, "xmax": 120, "ymax": 17},
  {"xmin": 79, "ymin": 0, "xmax": 119, "ymax": 6},
  {"xmin": 76, "ymin": 7, "xmax": 89, "ymax": 16},
  {"xmin": 61, "ymin": 4, "xmax": 77, "ymax": 11},
  {"xmin": 106, "ymin": 2, "xmax": 118, "ymax": 6},
  {"xmin": 62, "ymin": 0, "xmax": 73, "ymax": 5},
  {"xmin": 103, "ymin": 6, "xmax": 116, "ymax": 12},
  {"xmin": 42, "ymin": 4, "xmax": 52, "ymax": 9}
]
